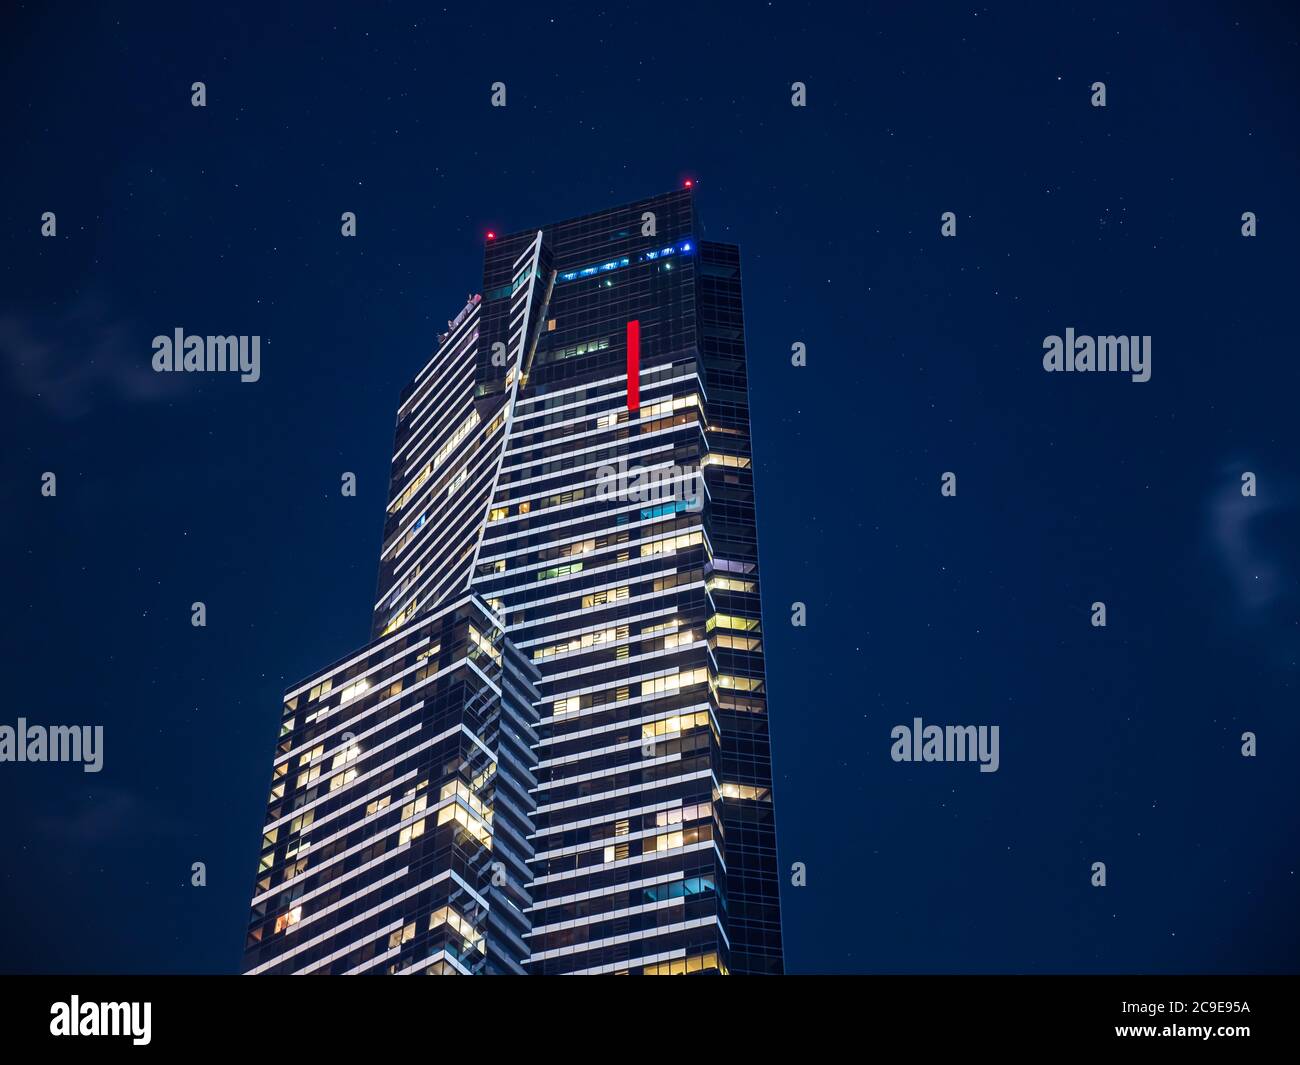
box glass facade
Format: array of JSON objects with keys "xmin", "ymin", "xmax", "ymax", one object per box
[
  {"xmin": 242, "ymin": 597, "xmax": 540, "ymax": 975},
  {"xmin": 244, "ymin": 187, "xmax": 782, "ymax": 975}
]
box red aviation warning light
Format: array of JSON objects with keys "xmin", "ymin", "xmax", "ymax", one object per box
[{"xmin": 626, "ymin": 320, "xmax": 640, "ymax": 412}]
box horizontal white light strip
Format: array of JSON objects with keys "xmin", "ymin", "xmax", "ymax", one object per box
[
  {"xmin": 532, "ymin": 768, "xmax": 713, "ymax": 817},
  {"xmin": 527, "ymin": 914, "xmax": 721, "ymax": 964},
  {"xmin": 525, "ymin": 869, "xmax": 685, "ymax": 911}
]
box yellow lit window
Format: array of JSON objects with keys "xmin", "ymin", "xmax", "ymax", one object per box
[
  {"xmin": 707, "ymin": 575, "xmax": 756, "ymax": 594},
  {"xmin": 706, "ymin": 613, "xmax": 760, "ymax": 633},
  {"xmin": 702, "ymin": 452, "xmax": 751, "ymax": 469},
  {"xmin": 641, "ymin": 668, "xmax": 708, "ymax": 696},
  {"xmin": 329, "ymin": 767, "xmax": 358, "ymax": 791},
  {"xmin": 642, "ymin": 710, "xmax": 710, "ymax": 740},
  {"xmin": 388, "ymin": 463, "xmax": 433, "ymax": 513},
  {"xmin": 714, "ymin": 674, "xmax": 764, "ymax": 693},
  {"xmin": 398, "ymin": 818, "xmax": 426, "ymax": 845},
  {"xmin": 720, "ymin": 783, "xmax": 770, "ymax": 801},
  {"xmin": 712, "ymin": 633, "xmax": 761, "ymax": 652},
  {"xmin": 432, "ymin": 410, "xmax": 480, "ymax": 471},
  {"xmin": 468, "ymin": 624, "xmax": 502, "ymax": 666},
  {"xmin": 644, "ymin": 951, "xmax": 719, "ymax": 975},
  {"xmin": 582, "ymin": 585, "xmax": 629, "ymax": 608},
  {"xmin": 640, "ymin": 531, "xmax": 703, "ymax": 558}
]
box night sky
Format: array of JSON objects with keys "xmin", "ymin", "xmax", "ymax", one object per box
[{"xmin": 4, "ymin": 2, "xmax": 1298, "ymax": 974}]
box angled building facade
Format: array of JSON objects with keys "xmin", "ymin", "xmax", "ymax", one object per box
[{"xmin": 243, "ymin": 187, "xmax": 782, "ymax": 975}]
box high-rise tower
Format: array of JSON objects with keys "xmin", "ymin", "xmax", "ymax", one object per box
[{"xmin": 243, "ymin": 187, "xmax": 782, "ymax": 975}]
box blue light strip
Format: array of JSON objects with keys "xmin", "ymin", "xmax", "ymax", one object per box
[{"xmin": 557, "ymin": 238, "xmax": 695, "ymax": 283}]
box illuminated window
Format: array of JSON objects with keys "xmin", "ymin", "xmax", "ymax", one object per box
[
  {"xmin": 641, "ymin": 668, "xmax": 708, "ymax": 696},
  {"xmin": 720, "ymin": 783, "xmax": 770, "ymax": 801},
  {"xmin": 640, "ymin": 500, "xmax": 690, "ymax": 521},
  {"xmin": 561, "ymin": 537, "xmax": 597, "ymax": 558},
  {"xmin": 537, "ymin": 561, "xmax": 583, "ymax": 581},
  {"xmin": 532, "ymin": 625, "xmax": 627, "ymax": 661},
  {"xmin": 707, "ymin": 575, "xmax": 756, "ymax": 594},
  {"xmin": 643, "ymin": 951, "xmax": 719, "ymax": 975},
  {"xmin": 338, "ymin": 678, "xmax": 370, "ymax": 704},
  {"xmin": 647, "ymin": 830, "xmax": 684, "ymax": 852},
  {"xmin": 702, "ymin": 452, "xmax": 750, "ymax": 469},
  {"xmin": 706, "ymin": 613, "xmax": 760, "ymax": 633},
  {"xmin": 388, "ymin": 463, "xmax": 433, "ymax": 513},
  {"xmin": 388, "ymin": 922, "xmax": 416, "ymax": 949},
  {"xmin": 640, "ymin": 530, "xmax": 703, "ymax": 558},
  {"xmin": 440, "ymin": 780, "xmax": 490, "ymax": 819},
  {"xmin": 398, "ymin": 818, "xmax": 426, "ymax": 845},
  {"xmin": 582, "ymin": 585, "xmax": 628, "ymax": 608},
  {"xmin": 656, "ymin": 802, "xmax": 712, "ymax": 827},
  {"xmin": 436, "ymin": 803, "xmax": 492, "ymax": 847},
  {"xmin": 712, "ymin": 633, "xmax": 761, "ymax": 652},
  {"xmin": 329, "ymin": 767, "xmax": 358, "ymax": 792},
  {"xmin": 642, "ymin": 711, "xmax": 710, "ymax": 740},
  {"xmin": 431, "ymin": 409, "xmax": 480, "ymax": 471},
  {"xmin": 640, "ymin": 394, "xmax": 699, "ymax": 420},
  {"xmin": 468, "ymin": 625, "xmax": 502, "ymax": 666},
  {"xmin": 714, "ymin": 674, "xmax": 764, "ymax": 693}
]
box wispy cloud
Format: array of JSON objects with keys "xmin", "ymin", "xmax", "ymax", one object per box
[
  {"xmin": 1207, "ymin": 464, "xmax": 1294, "ymax": 619},
  {"xmin": 0, "ymin": 293, "xmax": 187, "ymax": 420},
  {"xmin": 33, "ymin": 786, "xmax": 186, "ymax": 845}
]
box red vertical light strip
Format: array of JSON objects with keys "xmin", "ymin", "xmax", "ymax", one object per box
[{"xmin": 626, "ymin": 319, "xmax": 640, "ymax": 411}]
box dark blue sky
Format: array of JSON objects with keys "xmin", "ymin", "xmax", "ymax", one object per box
[{"xmin": 3, "ymin": 1, "xmax": 1298, "ymax": 973}]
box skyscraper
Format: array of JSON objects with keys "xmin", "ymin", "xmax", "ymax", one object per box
[{"xmin": 243, "ymin": 187, "xmax": 783, "ymax": 975}]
